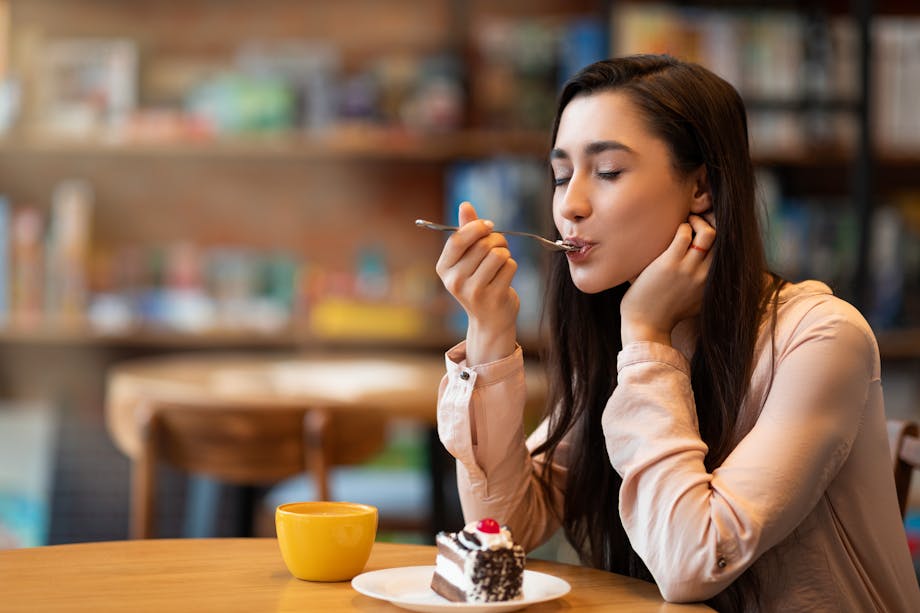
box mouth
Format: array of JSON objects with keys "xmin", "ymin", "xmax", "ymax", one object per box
[
  {"xmin": 563, "ymin": 237, "xmax": 595, "ymax": 258},
  {"xmin": 563, "ymin": 236, "xmax": 594, "ymax": 253}
]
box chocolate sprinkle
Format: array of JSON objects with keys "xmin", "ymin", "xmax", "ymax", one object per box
[
  {"xmin": 460, "ymin": 530, "xmax": 481, "ymax": 548},
  {"xmin": 431, "ymin": 530, "xmax": 525, "ymax": 603}
]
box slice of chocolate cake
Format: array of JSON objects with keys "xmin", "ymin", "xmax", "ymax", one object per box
[{"xmin": 430, "ymin": 518, "xmax": 525, "ymax": 603}]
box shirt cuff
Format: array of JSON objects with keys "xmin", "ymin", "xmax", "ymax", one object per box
[
  {"xmin": 617, "ymin": 341, "xmax": 691, "ymax": 377},
  {"xmin": 445, "ymin": 340, "xmax": 524, "ymax": 387}
]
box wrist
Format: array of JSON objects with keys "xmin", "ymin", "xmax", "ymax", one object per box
[
  {"xmin": 621, "ymin": 320, "xmax": 671, "ymax": 347},
  {"xmin": 465, "ymin": 321, "xmax": 517, "ymax": 366}
]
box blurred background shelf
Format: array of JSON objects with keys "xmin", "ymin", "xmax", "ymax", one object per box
[
  {"xmin": 0, "ymin": 128, "xmax": 552, "ymax": 161},
  {"xmin": 2, "ymin": 322, "xmax": 919, "ymax": 361},
  {"xmin": 0, "ymin": 323, "xmax": 461, "ymax": 351},
  {"xmin": 877, "ymin": 329, "xmax": 920, "ymax": 361},
  {"xmin": 5, "ymin": 132, "xmax": 920, "ymax": 169}
]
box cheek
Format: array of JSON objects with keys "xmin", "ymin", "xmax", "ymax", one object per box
[
  {"xmin": 623, "ymin": 210, "xmax": 682, "ymax": 267},
  {"xmin": 552, "ymin": 195, "xmax": 565, "ymax": 234},
  {"xmin": 597, "ymin": 192, "xmax": 688, "ymax": 283},
  {"xmin": 608, "ymin": 197, "xmax": 677, "ymax": 261}
]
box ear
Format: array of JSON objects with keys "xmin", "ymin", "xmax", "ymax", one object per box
[{"xmin": 689, "ymin": 165, "xmax": 712, "ymax": 215}]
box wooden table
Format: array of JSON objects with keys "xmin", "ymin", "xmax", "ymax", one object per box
[
  {"xmin": 105, "ymin": 351, "xmax": 546, "ymax": 535},
  {"xmin": 0, "ymin": 539, "xmax": 713, "ymax": 612}
]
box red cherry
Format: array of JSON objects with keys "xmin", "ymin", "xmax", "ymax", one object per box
[{"xmin": 477, "ymin": 518, "xmax": 500, "ymax": 534}]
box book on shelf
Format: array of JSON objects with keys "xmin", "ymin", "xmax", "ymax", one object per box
[
  {"xmin": 10, "ymin": 207, "xmax": 43, "ymax": 328},
  {"xmin": 0, "ymin": 0, "xmax": 14, "ymax": 137},
  {"xmin": 869, "ymin": 194, "xmax": 920, "ymax": 331},
  {"xmin": 609, "ymin": 4, "xmax": 859, "ymax": 155},
  {"xmin": 468, "ymin": 13, "xmax": 607, "ymax": 131},
  {"xmin": 0, "ymin": 196, "xmax": 8, "ymax": 325},
  {"xmin": 0, "ymin": 1, "xmax": 8, "ymax": 80},
  {"xmin": 873, "ymin": 18, "xmax": 920, "ymax": 152},
  {"xmin": 759, "ymin": 169, "xmax": 920, "ymax": 331},
  {"xmin": 44, "ymin": 179, "xmax": 93, "ymax": 324},
  {"xmin": 759, "ymin": 169, "xmax": 857, "ymax": 294},
  {"xmin": 558, "ymin": 17, "xmax": 608, "ymax": 88}
]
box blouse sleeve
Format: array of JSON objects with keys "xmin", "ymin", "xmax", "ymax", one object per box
[
  {"xmin": 437, "ymin": 341, "xmax": 564, "ymax": 551},
  {"xmin": 603, "ymin": 303, "xmax": 877, "ymax": 602}
]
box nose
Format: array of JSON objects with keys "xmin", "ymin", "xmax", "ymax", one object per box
[{"xmin": 556, "ymin": 172, "xmax": 591, "ymax": 222}]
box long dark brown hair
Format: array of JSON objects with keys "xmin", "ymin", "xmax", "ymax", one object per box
[{"xmin": 533, "ymin": 55, "xmax": 785, "ymax": 612}]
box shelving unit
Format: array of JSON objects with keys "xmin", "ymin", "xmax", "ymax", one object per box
[
  {"xmin": 0, "ymin": 0, "xmax": 914, "ymax": 355},
  {"xmin": 0, "ymin": 320, "xmax": 462, "ymax": 351},
  {"xmin": 0, "ymin": 128, "xmax": 552, "ymax": 161},
  {"xmin": 0, "ymin": 0, "xmax": 915, "ymax": 357},
  {"xmin": 876, "ymin": 328, "xmax": 920, "ymax": 361},
  {"xmin": 2, "ymin": 130, "xmax": 901, "ymax": 166},
  {"xmin": 0, "ymin": 0, "xmax": 611, "ymax": 361}
]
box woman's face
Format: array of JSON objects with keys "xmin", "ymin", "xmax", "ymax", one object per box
[{"xmin": 551, "ymin": 90, "xmax": 702, "ymax": 294}]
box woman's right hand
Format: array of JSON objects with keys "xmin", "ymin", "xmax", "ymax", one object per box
[{"xmin": 436, "ymin": 202, "xmax": 519, "ymax": 365}]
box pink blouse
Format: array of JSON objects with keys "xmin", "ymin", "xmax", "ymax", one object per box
[{"xmin": 437, "ymin": 280, "xmax": 920, "ymax": 610}]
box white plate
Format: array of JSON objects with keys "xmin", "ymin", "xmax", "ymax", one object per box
[{"xmin": 351, "ymin": 565, "xmax": 571, "ymax": 612}]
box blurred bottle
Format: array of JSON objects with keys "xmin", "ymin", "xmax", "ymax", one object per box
[
  {"xmin": 45, "ymin": 179, "xmax": 93, "ymax": 325},
  {"xmin": 355, "ymin": 245, "xmax": 389, "ymax": 301},
  {"xmin": 0, "ymin": 76, "xmax": 20, "ymax": 135},
  {"xmin": 11, "ymin": 207, "xmax": 43, "ymax": 328},
  {"xmin": 0, "ymin": 196, "xmax": 8, "ymax": 325}
]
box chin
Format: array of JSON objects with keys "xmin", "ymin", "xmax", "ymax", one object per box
[{"xmin": 568, "ymin": 268, "xmax": 628, "ymax": 295}]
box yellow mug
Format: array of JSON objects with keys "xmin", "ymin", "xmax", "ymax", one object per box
[{"xmin": 275, "ymin": 501, "xmax": 378, "ymax": 582}]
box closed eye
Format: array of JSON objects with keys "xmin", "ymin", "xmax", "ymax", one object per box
[
  {"xmin": 553, "ymin": 176, "xmax": 570, "ymax": 187},
  {"xmin": 598, "ymin": 170, "xmax": 623, "ymax": 180}
]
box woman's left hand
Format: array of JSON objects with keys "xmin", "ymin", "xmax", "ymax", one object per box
[{"xmin": 620, "ymin": 214, "xmax": 715, "ymax": 346}]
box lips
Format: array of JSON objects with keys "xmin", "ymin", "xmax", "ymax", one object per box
[{"xmin": 563, "ymin": 236, "xmax": 594, "ymax": 260}]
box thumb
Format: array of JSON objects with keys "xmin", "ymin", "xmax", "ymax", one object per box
[{"xmin": 458, "ymin": 201, "xmax": 479, "ymax": 226}]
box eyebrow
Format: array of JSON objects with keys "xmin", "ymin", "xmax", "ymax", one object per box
[{"xmin": 550, "ymin": 140, "xmax": 635, "ymax": 160}]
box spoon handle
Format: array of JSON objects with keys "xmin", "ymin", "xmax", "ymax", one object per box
[{"xmin": 414, "ymin": 219, "xmax": 576, "ymax": 252}]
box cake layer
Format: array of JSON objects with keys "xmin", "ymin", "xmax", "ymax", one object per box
[
  {"xmin": 435, "ymin": 533, "xmax": 466, "ymax": 568},
  {"xmin": 432, "ymin": 536, "xmax": 472, "ymax": 602},
  {"xmin": 431, "ymin": 569, "xmax": 467, "ymax": 603}
]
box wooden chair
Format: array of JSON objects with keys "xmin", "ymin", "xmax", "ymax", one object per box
[
  {"xmin": 131, "ymin": 398, "xmax": 389, "ymax": 539},
  {"xmin": 887, "ymin": 419, "xmax": 920, "ymax": 519}
]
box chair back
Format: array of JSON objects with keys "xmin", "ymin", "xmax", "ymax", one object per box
[
  {"xmin": 130, "ymin": 398, "xmax": 389, "ymax": 538},
  {"xmin": 887, "ymin": 419, "xmax": 920, "ymax": 519},
  {"xmin": 145, "ymin": 401, "xmax": 387, "ymax": 484}
]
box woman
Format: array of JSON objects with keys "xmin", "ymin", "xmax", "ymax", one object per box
[{"xmin": 434, "ymin": 55, "xmax": 919, "ymax": 611}]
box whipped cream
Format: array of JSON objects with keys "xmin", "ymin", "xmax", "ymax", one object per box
[{"xmin": 457, "ymin": 520, "xmax": 514, "ymax": 551}]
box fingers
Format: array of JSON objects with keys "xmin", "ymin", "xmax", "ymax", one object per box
[
  {"xmin": 437, "ymin": 203, "xmax": 498, "ymax": 271},
  {"xmin": 665, "ymin": 222, "xmax": 694, "ymax": 258},
  {"xmin": 458, "ymin": 201, "xmax": 478, "ymax": 226},
  {"xmin": 439, "ymin": 233, "xmax": 510, "ymax": 288},
  {"xmin": 687, "ymin": 214, "xmax": 716, "ymax": 254},
  {"xmin": 491, "ymin": 255, "xmax": 518, "ymax": 289},
  {"xmin": 436, "ymin": 201, "xmax": 518, "ymax": 291},
  {"xmin": 437, "ymin": 223, "xmax": 506, "ymax": 272},
  {"xmin": 469, "ymin": 246, "xmax": 515, "ymax": 288},
  {"xmin": 436, "ymin": 202, "xmax": 514, "ymax": 303},
  {"xmin": 437, "ymin": 239, "xmax": 517, "ymax": 313},
  {"xmin": 661, "ymin": 215, "xmax": 716, "ymax": 265}
]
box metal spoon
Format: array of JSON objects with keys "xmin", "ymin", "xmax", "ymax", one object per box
[{"xmin": 415, "ymin": 219, "xmax": 578, "ymax": 252}]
